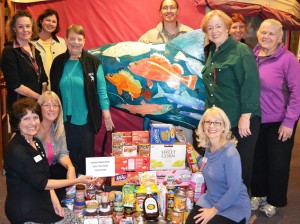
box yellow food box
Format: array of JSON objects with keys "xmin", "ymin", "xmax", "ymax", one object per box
[{"xmin": 150, "ymin": 143, "xmax": 186, "ymax": 170}]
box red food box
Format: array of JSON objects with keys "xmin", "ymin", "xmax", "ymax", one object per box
[
  {"xmin": 111, "ymin": 172, "xmax": 140, "ymax": 186},
  {"xmin": 132, "ymin": 131, "xmax": 150, "ymax": 145},
  {"xmin": 115, "ymin": 156, "xmax": 150, "ymax": 173},
  {"xmin": 112, "ymin": 132, "xmax": 132, "ymax": 146}
]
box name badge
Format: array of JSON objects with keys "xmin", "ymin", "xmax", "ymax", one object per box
[{"xmin": 34, "ymin": 155, "xmax": 43, "ymax": 163}]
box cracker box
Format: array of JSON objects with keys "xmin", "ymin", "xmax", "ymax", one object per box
[
  {"xmin": 132, "ymin": 131, "xmax": 149, "ymax": 145},
  {"xmin": 156, "ymin": 170, "xmax": 192, "ymax": 186},
  {"xmin": 115, "ymin": 156, "xmax": 150, "ymax": 173},
  {"xmin": 150, "ymin": 143, "xmax": 186, "ymax": 170},
  {"xmin": 112, "ymin": 145, "xmax": 123, "ymax": 157},
  {"xmin": 112, "ymin": 132, "xmax": 132, "ymax": 146},
  {"xmin": 150, "ymin": 123, "xmax": 176, "ymax": 144},
  {"xmin": 111, "ymin": 172, "xmax": 140, "ymax": 186},
  {"xmin": 138, "ymin": 143, "xmax": 151, "ymax": 156},
  {"xmin": 122, "ymin": 145, "xmax": 138, "ymax": 157}
]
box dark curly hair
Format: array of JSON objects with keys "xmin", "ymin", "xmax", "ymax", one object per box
[
  {"xmin": 37, "ymin": 8, "xmax": 61, "ymax": 35},
  {"xmin": 9, "ymin": 98, "xmax": 42, "ymax": 132}
]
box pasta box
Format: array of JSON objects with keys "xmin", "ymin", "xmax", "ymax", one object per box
[{"xmin": 149, "ymin": 123, "xmax": 176, "ymax": 144}]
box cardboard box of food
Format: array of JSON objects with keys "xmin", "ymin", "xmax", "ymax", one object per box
[
  {"xmin": 132, "ymin": 131, "xmax": 149, "ymax": 145},
  {"xmin": 115, "ymin": 156, "xmax": 150, "ymax": 173},
  {"xmin": 111, "ymin": 172, "xmax": 140, "ymax": 186},
  {"xmin": 149, "ymin": 123, "xmax": 176, "ymax": 144},
  {"xmin": 112, "ymin": 132, "xmax": 132, "ymax": 146},
  {"xmin": 150, "ymin": 143, "xmax": 186, "ymax": 170},
  {"xmin": 156, "ymin": 169, "xmax": 192, "ymax": 186}
]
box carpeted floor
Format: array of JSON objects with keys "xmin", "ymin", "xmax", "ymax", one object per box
[{"xmin": 1, "ymin": 124, "xmax": 300, "ymax": 224}]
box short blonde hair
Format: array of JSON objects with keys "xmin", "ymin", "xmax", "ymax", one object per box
[
  {"xmin": 196, "ymin": 107, "xmax": 237, "ymax": 149},
  {"xmin": 37, "ymin": 91, "xmax": 64, "ymax": 141},
  {"xmin": 257, "ymin": 19, "xmax": 283, "ymax": 42},
  {"xmin": 201, "ymin": 10, "xmax": 232, "ymax": 33}
]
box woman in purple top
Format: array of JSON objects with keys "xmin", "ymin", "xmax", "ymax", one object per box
[
  {"xmin": 186, "ymin": 107, "xmax": 250, "ymax": 224},
  {"xmin": 251, "ymin": 19, "xmax": 300, "ymax": 217}
]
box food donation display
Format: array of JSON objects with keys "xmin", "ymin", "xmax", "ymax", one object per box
[{"xmin": 62, "ymin": 124, "xmax": 205, "ymax": 224}]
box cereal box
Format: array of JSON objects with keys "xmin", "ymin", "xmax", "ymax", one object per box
[
  {"xmin": 156, "ymin": 170, "xmax": 192, "ymax": 186},
  {"xmin": 138, "ymin": 171, "xmax": 157, "ymax": 187},
  {"xmin": 150, "ymin": 123, "xmax": 176, "ymax": 144},
  {"xmin": 150, "ymin": 143, "xmax": 186, "ymax": 170}
]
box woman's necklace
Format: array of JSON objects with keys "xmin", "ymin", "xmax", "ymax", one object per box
[{"xmin": 21, "ymin": 133, "xmax": 46, "ymax": 158}]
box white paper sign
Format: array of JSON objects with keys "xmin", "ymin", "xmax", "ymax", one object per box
[{"xmin": 86, "ymin": 157, "xmax": 115, "ymax": 177}]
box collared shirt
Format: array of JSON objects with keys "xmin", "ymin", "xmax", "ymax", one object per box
[
  {"xmin": 138, "ymin": 21, "xmax": 193, "ymax": 43},
  {"xmin": 202, "ymin": 36, "xmax": 261, "ymax": 127}
]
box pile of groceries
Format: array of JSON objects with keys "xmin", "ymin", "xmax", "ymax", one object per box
[{"xmin": 62, "ymin": 124, "xmax": 206, "ymax": 224}]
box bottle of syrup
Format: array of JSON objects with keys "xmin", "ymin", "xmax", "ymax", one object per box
[{"xmin": 143, "ymin": 186, "xmax": 159, "ymax": 221}]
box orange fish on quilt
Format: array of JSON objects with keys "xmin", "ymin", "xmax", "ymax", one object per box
[
  {"xmin": 106, "ymin": 70, "xmax": 142, "ymax": 99},
  {"xmin": 128, "ymin": 53, "xmax": 198, "ymax": 90}
]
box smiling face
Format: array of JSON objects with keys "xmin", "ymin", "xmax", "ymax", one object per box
[
  {"xmin": 257, "ymin": 21, "xmax": 282, "ymax": 55},
  {"xmin": 160, "ymin": 0, "xmax": 179, "ymax": 24},
  {"xmin": 66, "ymin": 30, "xmax": 85, "ymax": 57},
  {"xmin": 19, "ymin": 110, "xmax": 40, "ymax": 140},
  {"xmin": 41, "ymin": 14, "xmax": 57, "ymax": 34},
  {"xmin": 202, "ymin": 114, "xmax": 224, "ymax": 141},
  {"xmin": 41, "ymin": 98, "xmax": 60, "ymax": 124},
  {"xmin": 229, "ymin": 21, "xmax": 247, "ymax": 41},
  {"xmin": 206, "ymin": 15, "xmax": 229, "ymax": 49},
  {"xmin": 14, "ymin": 16, "xmax": 33, "ymax": 43}
]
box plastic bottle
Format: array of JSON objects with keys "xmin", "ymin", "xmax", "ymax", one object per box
[
  {"xmin": 150, "ymin": 183, "xmax": 160, "ymax": 202},
  {"xmin": 136, "ymin": 184, "xmax": 147, "ymax": 212},
  {"xmin": 143, "ymin": 186, "xmax": 159, "ymax": 221},
  {"xmin": 189, "ymin": 172, "xmax": 206, "ymax": 202}
]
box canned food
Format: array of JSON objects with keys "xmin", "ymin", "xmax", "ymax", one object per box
[
  {"xmin": 170, "ymin": 210, "xmax": 184, "ymax": 224},
  {"xmin": 173, "ymin": 188, "xmax": 186, "ymax": 212},
  {"xmin": 186, "ymin": 188, "xmax": 195, "ymax": 211},
  {"xmin": 114, "ymin": 191, "xmax": 123, "ymax": 202}
]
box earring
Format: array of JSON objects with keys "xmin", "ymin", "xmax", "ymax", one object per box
[{"xmin": 222, "ymin": 129, "xmax": 225, "ymax": 133}]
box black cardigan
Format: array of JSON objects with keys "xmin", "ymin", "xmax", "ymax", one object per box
[
  {"xmin": 4, "ymin": 132, "xmax": 62, "ymax": 223},
  {"xmin": 0, "ymin": 42, "xmax": 48, "ymax": 111},
  {"xmin": 50, "ymin": 50, "xmax": 102, "ymax": 134}
]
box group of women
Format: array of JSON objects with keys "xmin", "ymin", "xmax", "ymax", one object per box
[
  {"xmin": 186, "ymin": 8, "xmax": 300, "ymax": 224},
  {"xmin": 1, "ymin": 7, "xmax": 114, "ymax": 224},
  {"xmin": 1, "ymin": 0, "xmax": 299, "ymax": 223}
]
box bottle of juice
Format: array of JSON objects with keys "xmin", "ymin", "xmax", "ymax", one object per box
[
  {"xmin": 143, "ymin": 186, "xmax": 159, "ymax": 221},
  {"xmin": 136, "ymin": 184, "xmax": 147, "ymax": 212}
]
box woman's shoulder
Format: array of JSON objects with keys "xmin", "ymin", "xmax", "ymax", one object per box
[
  {"xmin": 223, "ymin": 142, "xmax": 239, "ymax": 157},
  {"xmin": 5, "ymin": 134, "xmax": 27, "ymax": 158}
]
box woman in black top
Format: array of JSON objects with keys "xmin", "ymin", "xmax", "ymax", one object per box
[
  {"xmin": 0, "ymin": 10, "xmax": 48, "ymax": 111},
  {"xmin": 4, "ymin": 98, "xmax": 94, "ymax": 224}
]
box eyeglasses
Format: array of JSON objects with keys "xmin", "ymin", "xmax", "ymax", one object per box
[
  {"xmin": 42, "ymin": 104, "xmax": 60, "ymax": 110},
  {"xmin": 203, "ymin": 121, "xmax": 222, "ymax": 126}
]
